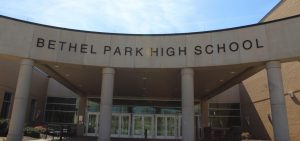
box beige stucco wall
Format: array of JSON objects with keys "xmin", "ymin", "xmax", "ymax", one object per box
[
  {"xmin": 1, "ymin": 14, "xmax": 300, "ymax": 68},
  {"xmin": 0, "ymin": 59, "xmax": 49, "ymax": 123}
]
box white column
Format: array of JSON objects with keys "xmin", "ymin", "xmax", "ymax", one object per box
[
  {"xmin": 266, "ymin": 61, "xmax": 290, "ymax": 141},
  {"xmin": 98, "ymin": 68, "xmax": 115, "ymax": 141},
  {"xmin": 181, "ymin": 68, "xmax": 195, "ymax": 141},
  {"xmin": 7, "ymin": 59, "xmax": 33, "ymax": 141}
]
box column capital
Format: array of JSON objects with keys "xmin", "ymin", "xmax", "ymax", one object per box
[
  {"xmin": 266, "ymin": 61, "xmax": 281, "ymax": 69},
  {"xmin": 181, "ymin": 68, "xmax": 193, "ymax": 75},
  {"xmin": 102, "ymin": 67, "xmax": 115, "ymax": 74},
  {"xmin": 20, "ymin": 58, "xmax": 34, "ymax": 66}
]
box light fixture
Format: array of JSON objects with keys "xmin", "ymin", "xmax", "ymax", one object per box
[
  {"xmin": 230, "ymin": 71, "xmax": 235, "ymax": 74},
  {"xmin": 54, "ymin": 65, "xmax": 59, "ymax": 68},
  {"xmin": 219, "ymin": 79, "xmax": 224, "ymax": 82},
  {"xmin": 288, "ymin": 91, "xmax": 295, "ymax": 98}
]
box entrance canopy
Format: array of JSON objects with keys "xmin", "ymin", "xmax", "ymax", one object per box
[{"xmin": 0, "ymin": 15, "xmax": 300, "ymax": 99}]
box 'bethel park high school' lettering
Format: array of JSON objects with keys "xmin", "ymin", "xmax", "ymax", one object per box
[{"xmin": 36, "ymin": 37, "xmax": 264, "ymax": 57}]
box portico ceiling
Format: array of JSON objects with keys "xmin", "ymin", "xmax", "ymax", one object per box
[{"xmin": 36, "ymin": 60, "xmax": 264, "ymax": 101}]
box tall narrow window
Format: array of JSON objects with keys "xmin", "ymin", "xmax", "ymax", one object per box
[
  {"xmin": 0, "ymin": 92, "xmax": 12, "ymax": 119},
  {"xmin": 29, "ymin": 99, "xmax": 37, "ymax": 122},
  {"xmin": 45, "ymin": 97, "xmax": 77, "ymax": 124},
  {"xmin": 208, "ymin": 103, "xmax": 241, "ymax": 128}
]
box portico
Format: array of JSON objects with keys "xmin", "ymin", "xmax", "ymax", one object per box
[{"xmin": 1, "ymin": 14, "xmax": 300, "ymax": 141}]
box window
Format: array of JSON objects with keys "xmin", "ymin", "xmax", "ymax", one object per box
[
  {"xmin": 87, "ymin": 98, "xmax": 100, "ymax": 112},
  {"xmin": 0, "ymin": 92, "xmax": 12, "ymax": 119},
  {"xmin": 208, "ymin": 103, "xmax": 241, "ymax": 128},
  {"xmin": 132, "ymin": 106, "xmax": 156, "ymax": 114},
  {"xmin": 45, "ymin": 97, "xmax": 77, "ymax": 124}
]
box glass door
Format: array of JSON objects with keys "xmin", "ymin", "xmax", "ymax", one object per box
[
  {"xmin": 144, "ymin": 115, "xmax": 154, "ymax": 138},
  {"xmin": 111, "ymin": 113, "xmax": 131, "ymax": 137},
  {"xmin": 155, "ymin": 116, "xmax": 165, "ymax": 138},
  {"xmin": 111, "ymin": 115, "xmax": 119, "ymax": 137},
  {"xmin": 166, "ymin": 116, "xmax": 176, "ymax": 137},
  {"xmin": 119, "ymin": 113, "xmax": 131, "ymax": 137},
  {"xmin": 86, "ymin": 112, "xmax": 99, "ymax": 136},
  {"xmin": 155, "ymin": 114, "xmax": 181, "ymax": 139},
  {"xmin": 132, "ymin": 114, "xmax": 154, "ymax": 138}
]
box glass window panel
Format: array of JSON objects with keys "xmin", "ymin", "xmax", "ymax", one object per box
[
  {"xmin": 112, "ymin": 105, "xmax": 129, "ymax": 113},
  {"xmin": 87, "ymin": 115, "xmax": 96, "ymax": 133},
  {"xmin": 209, "ymin": 117, "xmax": 241, "ymax": 128},
  {"xmin": 1, "ymin": 92, "xmax": 12, "ymax": 118},
  {"xmin": 111, "ymin": 116, "xmax": 119, "ymax": 134},
  {"xmin": 87, "ymin": 98, "xmax": 100, "ymax": 112},
  {"xmin": 121, "ymin": 116, "xmax": 129, "ymax": 135},
  {"xmin": 194, "ymin": 104, "xmax": 201, "ymax": 115},
  {"xmin": 160, "ymin": 108, "xmax": 181, "ymax": 114},
  {"xmin": 133, "ymin": 106, "xmax": 155, "ymax": 114},
  {"xmin": 47, "ymin": 97, "xmax": 76, "ymax": 104},
  {"xmin": 3, "ymin": 92, "xmax": 12, "ymax": 101},
  {"xmin": 156, "ymin": 117, "xmax": 165, "ymax": 136},
  {"xmin": 144, "ymin": 117, "xmax": 153, "ymax": 136},
  {"xmin": 166, "ymin": 117, "xmax": 176, "ymax": 136},
  {"xmin": 45, "ymin": 111, "xmax": 75, "ymax": 123},
  {"xmin": 0, "ymin": 102, "xmax": 10, "ymax": 118},
  {"xmin": 209, "ymin": 109, "xmax": 240, "ymax": 116},
  {"xmin": 46, "ymin": 104, "xmax": 76, "ymax": 111},
  {"xmin": 134, "ymin": 116, "xmax": 142, "ymax": 135},
  {"xmin": 209, "ymin": 103, "xmax": 240, "ymax": 109}
]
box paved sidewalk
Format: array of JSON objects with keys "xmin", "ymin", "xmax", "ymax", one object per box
[{"xmin": 1, "ymin": 136, "xmax": 181, "ymax": 141}]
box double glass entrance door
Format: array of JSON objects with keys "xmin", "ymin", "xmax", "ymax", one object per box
[
  {"xmin": 111, "ymin": 113, "xmax": 131, "ymax": 137},
  {"xmin": 86, "ymin": 113, "xmax": 188, "ymax": 139},
  {"xmin": 132, "ymin": 114, "xmax": 154, "ymax": 138},
  {"xmin": 86, "ymin": 113, "xmax": 130, "ymax": 137},
  {"xmin": 155, "ymin": 115, "xmax": 181, "ymax": 139}
]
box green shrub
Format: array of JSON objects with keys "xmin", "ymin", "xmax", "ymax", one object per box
[
  {"xmin": 0, "ymin": 119, "xmax": 9, "ymax": 136},
  {"xmin": 24, "ymin": 127, "xmax": 40, "ymax": 138}
]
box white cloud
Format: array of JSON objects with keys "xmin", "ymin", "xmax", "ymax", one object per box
[{"xmin": 0, "ymin": 0, "xmax": 279, "ymax": 33}]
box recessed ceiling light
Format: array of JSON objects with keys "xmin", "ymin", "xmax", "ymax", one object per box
[
  {"xmin": 230, "ymin": 71, "xmax": 236, "ymax": 74},
  {"xmin": 142, "ymin": 77, "xmax": 147, "ymax": 80},
  {"xmin": 54, "ymin": 65, "xmax": 59, "ymax": 68},
  {"xmin": 219, "ymin": 79, "xmax": 224, "ymax": 82}
]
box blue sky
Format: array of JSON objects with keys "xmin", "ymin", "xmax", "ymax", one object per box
[{"xmin": 0, "ymin": 0, "xmax": 280, "ymax": 34}]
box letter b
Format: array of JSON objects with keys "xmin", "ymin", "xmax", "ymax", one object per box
[{"xmin": 36, "ymin": 38, "xmax": 45, "ymax": 48}]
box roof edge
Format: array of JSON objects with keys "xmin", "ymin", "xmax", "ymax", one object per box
[{"xmin": 259, "ymin": 0, "xmax": 284, "ymax": 23}]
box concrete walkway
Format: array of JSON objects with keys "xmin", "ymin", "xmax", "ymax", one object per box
[{"xmin": 1, "ymin": 136, "xmax": 181, "ymax": 141}]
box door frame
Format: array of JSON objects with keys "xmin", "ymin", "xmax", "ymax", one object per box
[
  {"xmin": 85, "ymin": 112, "xmax": 100, "ymax": 136},
  {"xmin": 132, "ymin": 114, "xmax": 154, "ymax": 138},
  {"xmin": 111, "ymin": 113, "xmax": 131, "ymax": 138},
  {"xmin": 155, "ymin": 114, "xmax": 181, "ymax": 139}
]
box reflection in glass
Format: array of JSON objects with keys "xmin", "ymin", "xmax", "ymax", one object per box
[
  {"xmin": 134, "ymin": 116, "xmax": 142, "ymax": 135},
  {"xmin": 167, "ymin": 117, "xmax": 176, "ymax": 136},
  {"xmin": 111, "ymin": 116, "xmax": 119, "ymax": 134},
  {"xmin": 144, "ymin": 116, "xmax": 152, "ymax": 137},
  {"xmin": 88, "ymin": 115, "xmax": 96, "ymax": 133},
  {"xmin": 156, "ymin": 117, "xmax": 165, "ymax": 136},
  {"xmin": 121, "ymin": 116, "xmax": 129, "ymax": 135},
  {"xmin": 87, "ymin": 98, "xmax": 100, "ymax": 112}
]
